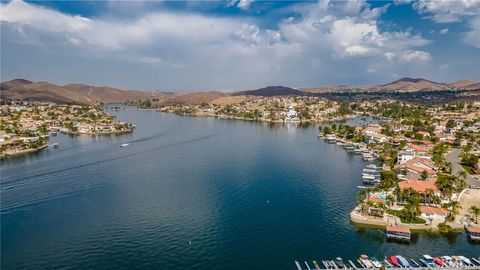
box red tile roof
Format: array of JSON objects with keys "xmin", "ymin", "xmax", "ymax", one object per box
[
  {"xmin": 419, "ymin": 206, "xmax": 448, "ymax": 216},
  {"xmin": 398, "ymin": 179, "xmax": 438, "ymax": 193}
]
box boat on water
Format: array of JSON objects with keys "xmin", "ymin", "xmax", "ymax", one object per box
[
  {"xmin": 334, "ymin": 257, "xmax": 345, "ymax": 269},
  {"xmin": 388, "ymin": 255, "xmax": 400, "ymax": 267},
  {"xmin": 120, "ymin": 143, "xmax": 130, "ymax": 147},
  {"xmin": 362, "ymin": 168, "xmax": 380, "ymax": 174},
  {"xmin": 366, "ymin": 164, "xmax": 381, "ymax": 170},
  {"xmin": 369, "ymin": 256, "xmax": 382, "ymax": 268},
  {"xmin": 358, "ymin": 255, "xmax": 373, "ymax": 268},
  {"xmin": 421, "ymin": 255, "xmax": 437, "ymax": 267},
  {"xmin": 396, "ymin": 255, "xmax": 410, "ymax": 267},
  {"xmin": 434, "ymin": 256, "xmax": 446, "ymax": 267},
  {"xmin": 459, "ymin": 256, "xmax": 475, "ymax": 266},
  {"xmin": 296, "ymin": 255, "xmax": 480, "ymax": 269},
  {"xmin": 52, "ymin": 143, "xmax": 59, "ymax": 148}
]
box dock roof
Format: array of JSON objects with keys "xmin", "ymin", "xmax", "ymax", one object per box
[{"xmin": 386, "ymin": 226, "xmax": 410, "ymax": 233}]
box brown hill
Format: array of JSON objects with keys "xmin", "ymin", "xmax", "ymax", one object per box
[
  {"xmin": 1, "ymin": 79, "xmax": 171, "ymax": 104},
  {"xmin": 164, "ymin": 91, "xmax": 228, "ymax": 105},
  {"xmin": 303, "ymin": 77, "xmax": 480, "ymax": 93},
  {"xmin": 1, "ymin": 81, "xmax": 91, "ymax": 104},
  {"xmin": 63, "ymin": 84, "xmax": 169, "ymax": 103},
  {"xmin": 379, "ymin": 77, "xmax": 447, "ymax": 91},
  {"xmin": 447, "ymin": 80, "xmax": 479, "ymax": 90},
  {"xmin": 0, "ymin": 79, "xmax": 33, "ymax": 90}
]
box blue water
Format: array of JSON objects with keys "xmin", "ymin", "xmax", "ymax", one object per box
[{"xmin": 1, "ymin": 108, "xmax": 478, "ymax": 269}]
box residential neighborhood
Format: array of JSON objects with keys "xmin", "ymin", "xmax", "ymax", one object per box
[
  {"xmin": 0, "ymin": 101, "xmax": 133, "ymax": 158},
  {"xmin": 314, "ymin": 100, "xmax": 480, "ymax": 233}
]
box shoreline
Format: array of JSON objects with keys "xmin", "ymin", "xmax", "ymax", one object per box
[
  {"xmin": 62, "ymin": 129, "xmax": 134, "ymax": 136},
  {"xmin": 349, "ymin": 207, "xmax": 465, "ymax": 232},
  {"xmin": 0, "ymin": 144, "xmax": 48, "ymax": 159},
  {"xmin": 161, "ymin": 110, "xmax": 358, "ymax": 124}
]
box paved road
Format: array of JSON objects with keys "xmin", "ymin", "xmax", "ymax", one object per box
[{"xmin": 445, "ymin": 148, "xmax": 480, "ymax": 187}]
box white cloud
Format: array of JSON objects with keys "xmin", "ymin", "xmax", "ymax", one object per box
[
  {"xmin": 1, "ymin": 0, "xmax": 442, "ymax": 90},
  {"xmin": 400, "ymin": 50, "xmax": 431, "ymax": 62},
  {"xmin": 439, "ymin": 28, "xmax": 449, "ymax": 34},
  {"xmin": 464, "ymin": 17, "xmax": 480, "ymax": 48},
  {"xmin": 237, "ymin": 0, "xmax": 254, "ymax": 10},
  {"xmin": 227, "ymin": 0, "xmax": 254, "ymax": 10},
  {"xmin": 414, "ymin": 0, "xmax": 480, "ymax": 23},
  {"xmin": 393, "ymin": 0, "xmax": 414, "ymax": 5}
]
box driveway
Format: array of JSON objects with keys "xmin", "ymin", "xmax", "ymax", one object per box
[{"xmin": 445, "ymin": 148, "xmax": 480, "ymax": 187}]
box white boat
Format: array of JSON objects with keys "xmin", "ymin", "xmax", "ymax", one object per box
[
  {"xmin": 366, "ymin": 164, "xmax": 381, "ymax": 170},
  {"xmin": 120, "ymin": 143, "xmax": 130, "ymax": 147}
]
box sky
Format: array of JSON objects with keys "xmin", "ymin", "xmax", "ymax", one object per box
[{"xmin": 1, "ymin": 0, "xmax": 479, "ymax": 91}]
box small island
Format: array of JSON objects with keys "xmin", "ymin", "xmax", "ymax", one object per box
[{"xmin": 1, "ymin": 101, "xmax": 133, "ymax": 158}]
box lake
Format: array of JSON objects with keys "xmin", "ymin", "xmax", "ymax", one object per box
[{"xmin": 1, "ymin": 108, "xmax": 478, "ymax": 269}]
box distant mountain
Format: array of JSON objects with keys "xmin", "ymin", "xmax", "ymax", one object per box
[
  {"xmin": 1, "ymin": 79, "xmax": 171, "ymax": 104},
  {"xmin": 235, "ymin": 86, "xmax": 305, "ymax": 96},
  {"xmin": 163, "ymin": 91, "xmax": 228, "ymax": 105},
  {"xmin": 0, "ymin": 79, "xmax": 33, "ymax": 90},
  {"xmin": 304, "ymin": 77, "xmax": 480, "ymax": 93},
  {"xmin": 378, "ymin": 77, "xmax": 447, "ymax": 91}
]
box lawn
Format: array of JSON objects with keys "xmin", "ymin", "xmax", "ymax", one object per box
[{"xmin": 387, "ymin": 210, "xmax": 427, "ymax": 224}]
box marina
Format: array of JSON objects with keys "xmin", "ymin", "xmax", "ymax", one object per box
[{"xmin": 295, "ymin": 255, "xmax": 480, "ymax": 269}]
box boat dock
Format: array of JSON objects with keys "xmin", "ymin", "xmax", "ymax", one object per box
[{"xmin": 295, "ymin": 255, "xmax": 480, "ymax": 270}]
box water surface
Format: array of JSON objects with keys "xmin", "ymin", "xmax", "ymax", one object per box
[{"xmin": 1, "ymin": 109, "xmax": 478, "ymax": 269}]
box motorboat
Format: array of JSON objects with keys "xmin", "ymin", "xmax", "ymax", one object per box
[{"xmin": 396, "ymin": 255, "xmax": 410, "ymax": 267}]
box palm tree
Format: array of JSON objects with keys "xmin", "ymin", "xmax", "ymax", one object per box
[
  {"xmin": 385, "ymin": 195, "xmax": 395, "ymax": 210},
  {"xmin": 444, "ymin": 162, "xmax": 453, "ymax": 174},
  {"xmin": 457, "ymin": 171, "xmax": 467, "ymax": 181},
  {"xmin": 447, "ymin": 201, "xmax": 462, "ymax": 221},
  {"xmin": 469, "ymin": 206, "xmax": 480, "ymax": 224}
]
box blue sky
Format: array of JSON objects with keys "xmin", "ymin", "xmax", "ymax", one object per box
[{"xmin": 1, "ymin": 0, "xmax": 479, "ymax": 91}]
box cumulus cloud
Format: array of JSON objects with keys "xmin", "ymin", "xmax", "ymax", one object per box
[
  {"xmin": 227, "ymin": 0, "xmax": 254, "ymax": 10},
  {"xmin": 439, "ymin": 28, "xmax": 449, "ymax": 34},
  {"xmin": 0, "ymin": 0, "xmax": 445, "ymax": 90},
  {"xmin": 464, "ymin": 17, "xmax": 480, "ymax": 48},
  {"xmin": 414, "ymin": 0, "xmax": 480, "ymax": 23},
  {"xmin": 400, "ymin": 50, "xmax": 432, "ymax": 62},
  {"xmin": 393, "ymin": 0, "xmax": 414, "ymax": 5}
]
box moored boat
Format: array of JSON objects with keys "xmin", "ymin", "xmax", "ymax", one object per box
[
  {"xmin": 388, "ymin": 256, "xmax": 400, "ymax": 267},
  {"xmin": 369, "ymin": 256, "xmax": 382, "ymax": 268},
  {"xmin": 396, "ymin": 255, "xmax": 410, "ymax": 267}
]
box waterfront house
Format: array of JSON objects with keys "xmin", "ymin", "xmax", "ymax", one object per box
[
  {"xmin": 397, "ymin": 149, "xmax": 431, "ymax": 164},
  {"xmin": 419, "ymin": 206, "xmax": 448, "ymax": 221},
  {"xmin": 395, "ymin": 157, "xmax": 436, "ymax": 180},
  {"xmin": 398, "ymin": 179, "xmax": 439, "ymax": 195}
]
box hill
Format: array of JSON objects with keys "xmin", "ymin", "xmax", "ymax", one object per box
[
  {"xmin": 1, "ymin": 79, "xmax": 170, "ymax": 104},
  {"xmin": 303, "ymin": 77, "xmax": 480, "ymax": 93},
  {"xmin": 163, "ymin": 91, "xmax": 228, "ymax": 105},
  {"xmin": 0, "ymin": 79, "xmax": 33, "ymax": 90},
  {"xmin": 235, "ymin": 86, "xmax": 305, "ymax": 96}
]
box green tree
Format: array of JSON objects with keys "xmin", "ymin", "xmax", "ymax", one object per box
[{"xmin": 469, "ymin": 206, "xmax": 480, "ymax": 224}]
